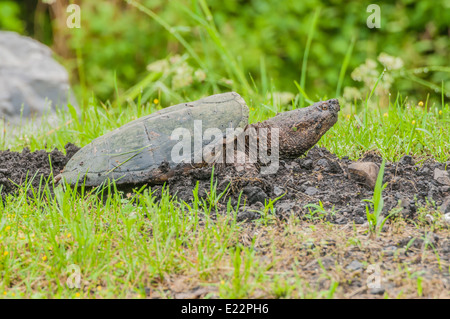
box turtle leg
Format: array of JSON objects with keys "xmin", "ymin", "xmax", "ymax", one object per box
[{"xmin": 54, "ymin": 173, "xmax": 62, "ymax": 184}]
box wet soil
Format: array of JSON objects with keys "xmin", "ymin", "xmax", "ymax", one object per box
[
  {"xmin": 151, "ymin": 147, "xmax": 450, "ymax": 224},
  {"xmin": 147, "ymin": 147, "xmax": 449, "ymax": 299},
  {"xmin": 1, "ymin": 144, "xmax": 449, "ymax": 224},
  {"xmin": 0, "ymin": 144, "xmax": 449, "ymax": 298},
  {"xmin": 0, "ymin": 143, "xmax": 80, "ymax": 196}
]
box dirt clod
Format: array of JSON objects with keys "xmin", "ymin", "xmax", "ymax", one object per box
[
  {"xmin": 348, "ymin": 161, "xmax": 380, "ymax": 189},
  {"xmin": 1, "ymin": 144, "xmax": 449, "ymax": 229},
  {"xmin": 149, "ymin": 146, "xmax": 450, "ymax": 226},
  {"xmin": 434, "ymin": 168, "xmax": 450, "ymax": 186},
  {"xmin": 0, "ymin": 143, "xmax": 80, "ymax": 196},
  {"xmin": 439, "ymin": 197, "xmax": 450, "ymax": 214}
]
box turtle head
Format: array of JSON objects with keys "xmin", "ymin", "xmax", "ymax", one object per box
[
  {"xmin": 295, "ymin": 98, "xmax": 340, "ymax": 137},
  {"xmin": 265, "ymin": 99, "xmax": 340, "ymax": 158}
]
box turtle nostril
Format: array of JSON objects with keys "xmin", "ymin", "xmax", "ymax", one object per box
[{"xmin": 329, "ymin": 99, "xmax": 340, "ymax": 112}]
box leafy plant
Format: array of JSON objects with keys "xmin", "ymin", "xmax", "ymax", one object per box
[
  {"xmin": 253, "ymin": 193, "xmax": 285, "ymax": 226},
  {"xmin": 205, "ymin": 165, "xmax": 231, "ymax": 213},
  {"xmin": 0, "ymin": 1, "xmax": 24, "ymax": 32},
  {"xmin": 303, "ymin": 201, "xmax": 336, "ymax": 221},
  {"xmin": 363, "ymin": 159, "xmax": 390, "ymax": 236}
]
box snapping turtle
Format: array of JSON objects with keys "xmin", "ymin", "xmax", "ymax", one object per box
[{"xmin": 57, "ymin": 92, "xmax": 339, "ymax": 186}]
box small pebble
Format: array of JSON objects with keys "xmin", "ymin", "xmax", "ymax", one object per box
[
  {"xmin": 369, "ymin": 287, "xmax": 385, "ymax": 295},
  {"xmin": 420, "ymin": 167, "xmax": 430, "ymax": 176},
  {"xmin": 273, "ymin": 186, "xmax": 284, "ymax": 197},
  {"xmin": 440, "ymin": 196, "xmax": 450, "ymax": 213},
  {"xmin": 301, "ymin": 159, "xmax": 313, "ymax": 170},
  {"xmin": 317, "ymin": 158, "xmax": 329, "ymax": 168},
  {"xmin": 399, "ymin": 155, "xmax": 414, "ymax": 166},
  {"xmin": 443, "ymin": 213, "xmax": 450, "ymax": 226},
  {"xmin": 346, "ymin": 260, "xmax": 363, "ymax": 271},
  {"xmin": 304, "ymin": 187, "xmax": 319, "ymax": 196},
  {"xmin": 348, "ymin": 162, "xmax": 380, "ymax": 189},
  {"xmin": 434, "ymin": 168, "xmax": 450, "ymax": 186}
]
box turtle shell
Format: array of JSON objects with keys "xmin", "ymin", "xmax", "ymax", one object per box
[{"xmin": 61, "ymin": 92, "xmax": 249, "ymax": 186}]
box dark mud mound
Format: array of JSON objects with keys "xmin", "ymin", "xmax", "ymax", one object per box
[
  {"xmin": 1, "ymin": 143, "xmax": 449, "ymax": 225},
  {"xmin": 152, "ymin": 147, "xmax": 450, "ymax": 224},
  {"xmin": 0, "ymin": 143, "xmax": 80, "ymax": 195}
]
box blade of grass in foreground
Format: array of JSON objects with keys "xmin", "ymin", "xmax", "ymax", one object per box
[
  {"xmin": 336, "ymin": 37, "xmax": 355, "ymax": 97},
  {"xmin": 181, "ymin": 0, "xmax": 253, "ymax": 95},
  {"xmin": 364, "ymin": 68, "xmax": 385, "ymax": 127},
  {"xmin": 124, "ymin": 0, "xmax": 207, "ymax": 72},
  {"xmin": 299, "ymin": 7, "xmax": 321, "ymax": 108}
]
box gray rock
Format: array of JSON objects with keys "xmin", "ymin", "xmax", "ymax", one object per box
[
  {"xmin": 328, "ymin": 160, "xmax": 343, "ymax": 174},
  {"xmin": 427, "ymin": 185, "xmax": 439, "ymax": 203},
  {"xmin": 419, "ymin": 166, "xmax": 431, "ymax": 176},
  {"xmin": 316, "ymin": 158, "xmax": 329, "ymax": 168},
  {"xmin": 348, "ymin": 162, "xmax": 380, "ymax": 189},
  {"xmin": 276, "ymin": 200, "xmax": 296, "ymax": 215},
  {"xmin": 0, "ymin": 31, "xmax": 77, "ymax": 118},
  {"xmin": 304, "ymin": 186, "xmax": 319, "ymax": 196},
  {"xmin": 443, "ymin": 240, "xmax": 450, "ymax": 254},
  {"xmin": 273, "ymin": 186, "xmax": 284, "ymax": 197},
  {"xmin": 346, "ymin": 260, "xmax": 363, "ymax": 271},
  {"xmin": 242, "ymin": 186, "xmax": 268, "ymax": 205},
  {"xmin": 399, "ymin": 155, "xmax": 414, "ymax": 166},
  {"xmin": 434, "ymin": 168, "xmax": 450, "ymax": 186},
  {"xmin": 444, "ymin": 213, "xmax": 450, "ymax": 226},
  {"xmin": 300, "ymin": 181, "xmax": 313, "ymax": 190},
  {"xmin": 369, "ymin": 287, "xmax": 385, "ymax": 295},
  {"xmin": 236, "ymin": 210, "xmax": 260, "ymax": 222},
  {"xmin": 284, "ymin": 161, "xmax": 298, "ymax": 170},
  {"xmin": 439, "ymin": 196, "xmax": 450, "ymax": 214},
  {"xmin": 301, "ymin": 159, "xmax": 313, "ymax": 170}
]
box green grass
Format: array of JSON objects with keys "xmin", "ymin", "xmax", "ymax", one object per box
[
  {"xmin": 0, "ymin": 177, "xmax": 241, "ymax": 298},
  {"xmin": 0, "ymin": 90, "xmax": 448, "ymax": 298},
  {"xmin": 363, "ymin": 159, "xmax": 400, "ymax": 237},
  {"xmin": 2, "ymin": 90, "xmax": 448, "ymax": 162}
]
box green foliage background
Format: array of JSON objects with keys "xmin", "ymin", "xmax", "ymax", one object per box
[{"xmin": 1, "ymin": 0, "xmax": 449, "ymax": 105}]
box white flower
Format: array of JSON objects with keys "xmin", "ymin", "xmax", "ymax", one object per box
[
  {"xmin": 267, "ymin": 92, "xmax": 295, "ymax": 105},
  {"xmin": 378, "ymin": 52, "xmax": 404, "ymax": 70},
  {"xmin": 343, "ymin": 87, "xmax": 362, "ymax": 100},
  {"xmin": 351, "ymin": 59, "xmax": 378, "ymax": 82},
  {"xmin": 194, "ymin": 69, "xmax": 206, "ymax": 82},
  {"xmin": 146, "ymin": 59, "xmax": 169, "ymax": 73},
  {"xmin": 366, "ymin": 59, "xmax": 378, "ymax": 69},
  {"xmin": 172, "ymin": 63, "xmax": 194, "ymax": 89}
]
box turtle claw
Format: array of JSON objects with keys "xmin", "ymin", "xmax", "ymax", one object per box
[{"xmin": 54, "ymin": 173, "xmax": 62, "ymax": 184}]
